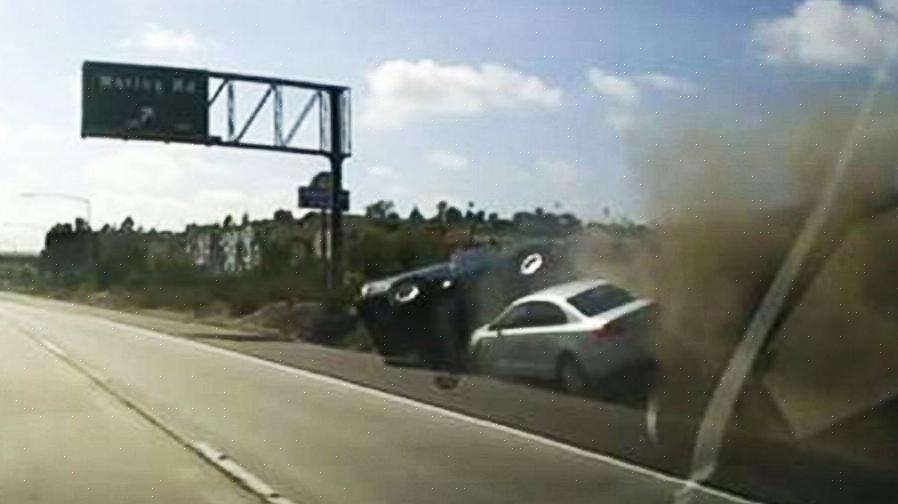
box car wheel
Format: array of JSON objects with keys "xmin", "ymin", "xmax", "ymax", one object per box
[
  {"xmin": 388, "ymin": 277, "xmax": 424, "ymax": 306},
  {"xmin": 433, "ymin": 373, "xmax": 462, "ymax": 391},
  {"xmin": 518, "ymin": 251, "xmax": 546, "ymax": 276},
  {"xmin": 557, "ymin": 354, "xmax": 589, "ymax": 395}
]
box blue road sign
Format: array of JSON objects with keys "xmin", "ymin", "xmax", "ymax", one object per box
[{"xmin": 299, "ymin": 187, "xmax": 349, "ymax": 210}]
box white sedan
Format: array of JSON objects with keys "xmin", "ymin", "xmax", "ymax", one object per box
[{"xmin": 468, "ymin": 279, "xmax": 657, "ymax": 394}]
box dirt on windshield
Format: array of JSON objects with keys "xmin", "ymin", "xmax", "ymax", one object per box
[{"xmin": 564, "ymin": 103, "xmax": 898, "ymax": 466}]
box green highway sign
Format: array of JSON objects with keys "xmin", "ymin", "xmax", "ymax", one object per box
[{"xmin": 81, "ymin": 61, "xmax": 209, "ymax": 143}]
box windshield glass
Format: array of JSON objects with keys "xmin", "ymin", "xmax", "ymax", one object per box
[{"xmin": 3, "ymin": 2, "xmax": 898, "ymax": 504}]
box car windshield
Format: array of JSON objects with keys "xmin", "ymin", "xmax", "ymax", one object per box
[
  {"xmin": 3, "ymin": 2, "xmax": 898, "ymax": 504},
  {"xmin": 567, "ymin": 285, "xmax": 636, "ymax": 317}
]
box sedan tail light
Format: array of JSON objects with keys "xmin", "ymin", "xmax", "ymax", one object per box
[{"xmin": 591, "ymin": 325, "xmax": 624, "ymax": 341}]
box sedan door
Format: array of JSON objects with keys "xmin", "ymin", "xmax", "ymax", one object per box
[{"xmin": 496, "ymin": 301, "xmax": 570, "ymax": 378}]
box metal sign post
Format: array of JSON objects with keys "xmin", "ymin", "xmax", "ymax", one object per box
[
  {"xmin": 298, "ymin": 172, "xmax": 350, "ymax": 288},
  {"xmin": 327, "ymin": 89, "xmax": 347, "ymax": 290},
  {"xmin": 82, "ymin": 60, "xmax": 351, "ymax": 288},
  {"xmin": 321, "ymin": 207, "xmax": 328, "ymax": 287}
]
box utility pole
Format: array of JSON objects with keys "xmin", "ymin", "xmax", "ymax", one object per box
[{"xmin": 320, "ymin": 207, "xmax": 328, "ymax": 287}]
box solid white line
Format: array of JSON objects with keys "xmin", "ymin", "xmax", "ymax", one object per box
[
  {"xmin": 40, "ymin": 339, "xmax": 67, "ymax": 358},
  {"xmin": 6, "ymin": 300, "xmax": 761, "ymax": 504},
  {"xmin": 4, "ymin": 312, "xmax": 294, "ymax": 504},
  {"xmin": 194, "ymin": 442, "xmax": 297, "ymax": 504}
]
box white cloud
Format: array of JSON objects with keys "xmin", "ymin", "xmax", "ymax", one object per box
[
  {"xmin": 194, "ymin": 189, "xmax": 245, "ymax": 207},
  {"xmin": 586, "ymin": 68, "xmax": 640, "ymax": 105},
  {"xmin": 605, "ymin": 109, "xmax": 638, "ymax": 131},
  {"xmin": 68, "ymin": 72, "xmax": 81, "ymax": 107},
  {"xmin": 879, "ymin": 0, "xmax": 898, "ymax": 18},
  {"xmin": 368, "ymin": 165, "xmax": 398, "ymax": 178},
  {"xmin": 91, "ymin": 187, "xmax": 292, "ymax": 231},
  {"xmin": 0, "ymin": 122, "xmax": 57, "ymax": 150},
  {"xmin": 587, "ymin": 67, "xmax": 694, "ymax": 131},
  {"xmin": 0, "ymin": 120, "xmax": 72, "ymax": 248},
  {"xmin": 753, "ymin": 0, "xmax": 898, "ymax": 67},
  {"xmin": 425, "ymin": 150, "xmax": 470, "ymax": 171},
  {"xmin": 360, "ymin": 59, "xmax": 562, "ymax": 129},
  {"xmin": 382, "ymin": 182, "xmax": 410, "ymax": 198},
  {"xmin": 636, "ymin": 73, "xmax": 696, "ymax": 94},
  {"xmin": 117, "ymin": 23, "xmax": 214, "ymax": 53},
  {"xmin": 533, "ymin": 159, "xmax": 577, "ymax": 181},
  {"xmin": 86, "ymin": 145, "xmax": 204, "ymax": 192}
]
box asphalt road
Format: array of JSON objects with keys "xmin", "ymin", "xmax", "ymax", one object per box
[
  {"xmin": 0, "ymin": 306, "xmax": 257, "ymax": 504},
  {"xmin": 0, "ymin": 294, "xmax": 755, "ymax": 504}
]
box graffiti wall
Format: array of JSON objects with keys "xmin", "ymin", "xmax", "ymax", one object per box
[{"xmin": 185, "ymin": 226, "xmax": 261, "ymax": 275}]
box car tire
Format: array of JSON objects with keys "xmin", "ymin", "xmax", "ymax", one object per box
[
  {"xmin": 557, "ymin": 354, "xmax": 589, "ymax": 395},
  {"xmin": 515, "ymin": 249, "xmax": 549, "ymax": 277},
  {"xmin": 388, "ymin": 277, "xmax": 424, "ymax": 306}
]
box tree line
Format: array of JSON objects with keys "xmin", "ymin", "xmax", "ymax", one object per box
[
  {"xmin": 35, "ymin": 202, "xmax": 640, "ymax": 315},
  {"xmin": 364, "ymin": 199, "xmax": 585, "ymax": 236}
]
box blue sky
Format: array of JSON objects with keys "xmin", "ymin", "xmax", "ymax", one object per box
[{"xmin": 1, "ymin": 0, "xmax": 895, "ymax": 251}]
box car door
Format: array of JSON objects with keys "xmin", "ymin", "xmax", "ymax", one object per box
[
  {"xmin": 497, "ymin": 301, "xmax": 569, "ymax": 378},
  {"xmin": 488, "ymin": 304, "xmax": 531, "ymax": 374}
]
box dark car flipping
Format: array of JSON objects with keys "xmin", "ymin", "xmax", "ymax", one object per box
[{"xmin": 356, "ymin": 241, "xmax": 577, "ymax": 372}]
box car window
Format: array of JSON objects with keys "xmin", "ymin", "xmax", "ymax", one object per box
[
  {"xmin": 498, "ymin": 301, "xmax": 567, "ymax": 328},
  {"xmin": 494, "ymin": 305, "xmax": 528, "ymax": 329},
  {"xmin": 567, "ymin": 285, "xmax": 636, "ymax": 317}
]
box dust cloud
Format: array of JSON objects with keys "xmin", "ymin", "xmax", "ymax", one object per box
[{"xmin": 570, "ymin": 99, "xmax": 898, "ymax": 441}]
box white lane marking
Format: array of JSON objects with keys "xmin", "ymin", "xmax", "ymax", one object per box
[
  {"xmin": 3, "ymin": 314, "xmax": 293, "ymax": 504},
  {"xmin": 39, "ymin": 338, "xmax": 67, "ymax": 358},
  {"xmin": 675, "ymin": 480, "xmax": 710, "ymax": 504},
  {"xmin": 24, "ymin": 329, "xmax": 114, "ymax": 383},
  {"xmin": 646, "ymin": 393, "xmax": 659, "ymax": 446},
  {"xmin": 3, "ymin": 301, "xmax": 761, "ymax": 504},
  {"xmin": 194, "ymin": 442, "xmax": 297, "ymax": 504}
]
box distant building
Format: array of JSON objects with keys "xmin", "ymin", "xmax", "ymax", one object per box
[
  {"xmin": 184, "ymin": 224, "xmax": 261, "ymax": 275},
  {"xmin": 296, "ymin": 212, "xmax": 366, "ymax": 260}
]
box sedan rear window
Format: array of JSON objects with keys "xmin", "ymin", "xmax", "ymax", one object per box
[{"xmin": 568, "ymin": 286, "xmax": 635, "ymax": 317}]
